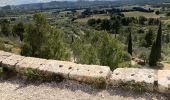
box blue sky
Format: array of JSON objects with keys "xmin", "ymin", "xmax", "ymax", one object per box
[{"xmin": 0, "ymin": 0, "xmax": 73, "ymax": 6}]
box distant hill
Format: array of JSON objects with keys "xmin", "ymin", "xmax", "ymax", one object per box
[
  {"xmin": 2, "ymin": 0, "xmax": 170, "ymax": 11},
  {"xmin": 11, "ymin": 1, "xmax": 121, "ymax": 11},
  {"xmin": 119, "ymin": 0, "xmax": 170, "ymax": 4}
]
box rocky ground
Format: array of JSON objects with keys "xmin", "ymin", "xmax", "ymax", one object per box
[{"xmin": 0, "ymin": 77, "xmax": 169, "ymax": 100}]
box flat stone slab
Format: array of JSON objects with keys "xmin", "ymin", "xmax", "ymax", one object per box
[
  {"xmin": 38, "ymin": 60, "xmax": 76, "ymax": 78},
  {"xmin": 69, "ymin": 64, "xmax": 111, "ymax": 85},
  {"xmin": 158, "ymin": 70, "xmax": 170, "ymax": 94},
  {"xmin": 110, "ymin": 68, "xmax": 157, "ymax": 91},
  {"xmin": 16, "ymin": 57, "xmax": 47, "ymax": 73},
  {"xmin": 1, "ymin": 54, "xmax": 25, "ymax": 68},
  {"xmin": 0, "ymin": 51, "xmax": 13, "ymax": 63}
]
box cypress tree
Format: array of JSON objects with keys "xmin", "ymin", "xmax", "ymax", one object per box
[
  {"xmin": 155, "ymin": 22, "xmax": 162, "ymax": 60},
  {"xmin": 149, "ymin": 42, "xmax": 157, "ymax": 66},
  {"xmin": 128, "ymin": 28, "xmax": 132, "ymax": 55},
  {"xmin": 149, "ymin": 22, "xmax": 162, "ymax": 66}
]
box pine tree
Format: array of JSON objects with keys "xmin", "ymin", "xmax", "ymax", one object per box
[{"xmin": 128, "ymin": 28, "xmax": 132, "ymax": 55}]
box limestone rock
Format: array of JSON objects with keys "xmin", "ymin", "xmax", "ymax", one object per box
[
  {"xmin": 0, "ymin": 51, "xmax": 13, "ymax": 63},
  {"xmin": 158, "ymin": 70, "xmax": 170, "ymax": 94},
  {"xmin": 69, "ymin": 64, "xmax": 111, "ymax": 86},
  {"xmin": 110, "ymin": 68, "xmax": 157, "ymax": 91},
  {"xmin": 38, "ymin": 60, "xmax": 76, "ymax": 78},
  {"xmin": 1, "ymin": 54, "xmax": 25, "ymax": 68},
  {"xmin": 16, "ymin": 57, "xmax": 47, "ymax": 73}
]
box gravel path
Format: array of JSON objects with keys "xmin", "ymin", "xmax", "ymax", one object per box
[{"xmin": 0, "ymin": 77, "xmax": 169, "ymax": 100}]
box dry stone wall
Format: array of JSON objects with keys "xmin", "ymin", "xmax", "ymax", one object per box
[{"xmin": 0, "ymin": 50, "xmax": 169, "ymax": 94}]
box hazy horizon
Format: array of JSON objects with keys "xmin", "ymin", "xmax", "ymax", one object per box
[{"xmin": 0, "ymin": 0, "xmax": 117, "ymax": 7}]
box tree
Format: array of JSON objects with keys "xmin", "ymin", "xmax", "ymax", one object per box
[
  {"xmin": 0, "ymin": 19, "xmax": 11, "ymax": 36},
  {"xmin": 145, "ymin": 29, "xmax": 154, "ymax": 47},
  {"xmin": 149, "ymin": 23, "xmax": 162, "ymax": 66},
  {"xmin": 148, "ymin": 18, "xmax": 154, "ymax": 25},
  {"xmin": 22, "ymin": 13, "xmax": 71, "ymax": 61},
  {"xmin": 128, "ymin": 28, "xmax": 132, "ymax": 55},
  {"xmin": 110, "ymin": 19, "xmax": 121, "ymax": 34},
  {"xmin": 81, "ymin": 8, "xmax": 92, "ymax": 18},
  {"xmin": 12, "ymin": 22, "xmax": 25, "ymax": 41},
  {"xmin": 87, "ymin": 19, "xmax": 96, "ymax": 26},
  {"xmin": 138, "ymin": 16, "xmax": 147, "ymax": 25},
  {"xmin": 155, "ymin": 10, "xmax": 160, "ymax": 15},
  {"xmin": 71, "ymin": 38, "xmax": 83, "ymax": 63},
  {"xmin": 155, "ymin": 23, "xmax": 162, "ymax": 60},
  {"xmin": 149, "ymin": 42, "xmax": 157, "ymax": 66},
  {"xmin": 98, "ymin": 32, "xmax": 131, "ymax": 70},
  {"xmin": 46, "ymin": 28, "xmax": 71, "ymax": 61},
  {"xmin": 101, "ymin": 19, "xmax": 111, "ymax": 31}
]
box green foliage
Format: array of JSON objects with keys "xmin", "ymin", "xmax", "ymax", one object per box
[
  {"xmin": 165, "ymin": 34, "xmax": 170, "ymax": 43},
  {"xmin": 87, "ymin": 18, "xmax": 96, "ymax": 26},
  {"xmin": 21, "ymin": 43, "xmax": 32, "ymax": 56},
  {"xmin": 149, "ymin": 42, "xmax": 157, "ymax": 66},
  {"xmin": 12, "ymin": 22, "xmax": 25, "ymax": 41},
  {"xmin": 155, "ymin": 10, "xmax": 160, "ymax": 15},
  {"xmin": 145, "ymin": 29, "xmax": 154, "ymax": 47},
  {"xmin": 139, "ymin": 52, "xmax": 148, "ymax": 63},
  {"xmin": 98, "ymin": 33, "xmax": 131, "ymax": 70},
  {"xmin": 138, "ymin": 16, "xmax": 147, "ymax": 25},
  {"xmin": 149, "ymin": 23, "xmax": 162, "ymax": 67},
  {"xmin": 148, "ymin": 18, "xmax": 159, "ymax": 25},
  {"xmin": 0, "ymin": 19, "xmax": 11, "ymax": 36},
  {"xmin": 0, "ymin": 67, "xmax": 17, "ymax": 79},
  {"xmin": 21, "ymin": 13, "xmax": 71, "ymax": 61},
  {"xmin": 72, "ymin": 38, "xmax": 100, "ymax": 65},
  {"xmin": 45, "ymin": 28, "xmax": 71, "ymax": 61},
  {"xmin": 101, "ymin": 19, "xmax": 111, "ymax": 31},
  {"xmin": 110, "ymin": 18, "xmax": 121, "ymax": 34},
  {"xmin": 128, "ymin": 28, "xmax": 132, "ymax": 55},
  {"xmin": 155, "ymin": 23, "xmax": 162, "ymax": 60}
]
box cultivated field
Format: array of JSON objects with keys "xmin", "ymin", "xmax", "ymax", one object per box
[{"xmin": 123, "ymin": 11, "xmax": 162, "ymax": 18}]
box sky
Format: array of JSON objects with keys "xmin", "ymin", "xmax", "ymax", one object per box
[{"xmin": 0, "ymin": 0, "xmax": 75, "ymax": 7}]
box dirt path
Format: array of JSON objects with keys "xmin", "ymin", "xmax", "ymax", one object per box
[{"xmin": 0, "ymin": 77, "xmax": 169, "ymax": 100}]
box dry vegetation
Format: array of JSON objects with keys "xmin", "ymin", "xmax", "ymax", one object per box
[
  {"xmin": 75, "ymin": 15, "xmax": 110, "ymax": 23},
  {"xmin": 123, "ymin": 11, "xmax": 162, "ymax": 18}
]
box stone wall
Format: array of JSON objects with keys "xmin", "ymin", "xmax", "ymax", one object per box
[{"xmin": 0, "ymin": 50, "xmax": 169, "ymax": 94}]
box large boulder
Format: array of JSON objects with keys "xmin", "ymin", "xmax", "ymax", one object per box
[{"xmin": 158, "ymin": 70, "xmax": 170, "ymax": 94}]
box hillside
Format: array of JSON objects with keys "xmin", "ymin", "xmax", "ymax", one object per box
[
  {"xmin": 10, "ymin": 0, "xmax": 170, "ymax": 11},
  {"xmin": 12, "ymin": 1, "xmax": 120, "ymax": 11}
]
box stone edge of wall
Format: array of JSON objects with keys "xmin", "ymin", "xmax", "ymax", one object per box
[{"xmin": 0, "ymin": 50, "xmax": 169, "ymax": 94}]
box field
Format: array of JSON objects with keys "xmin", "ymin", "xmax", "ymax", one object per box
[
  {"xmin": 123, "ymin": 11, "xmax": 162, "ymax": 18},
  {"xmin": 75, "ymin": 15, "xmax": 110, "ymax": 23},
  {"xmin": 117, "ymin": 5, "xmax": 161, "ymax": 10}
]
